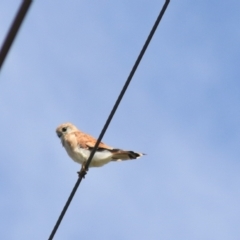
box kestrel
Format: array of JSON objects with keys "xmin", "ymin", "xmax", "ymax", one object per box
[{"xmin": 56, "ymin": 123, "xmax": 144, "ymax": 171}]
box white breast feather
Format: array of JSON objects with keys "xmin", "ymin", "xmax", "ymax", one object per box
[{"xmin": 64, "ymin": 144, "xmax": 113, "ymax": 167}]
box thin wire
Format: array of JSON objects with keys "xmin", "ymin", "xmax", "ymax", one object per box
[
  {"xmin": 0, "ymin": 0, "xmax": 32, "ymax": 70},
  {"xmin": 48, "ymin": 1, "xmax": 170, "ymax": 239},
  {"xmin": 85, "ymin": 0, "xmax": 170, "ymax": 171}
]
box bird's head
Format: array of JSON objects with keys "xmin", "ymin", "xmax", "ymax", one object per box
[{"xmin": 56, "ymin": 122, "xmax": 78, "ymax": 138}]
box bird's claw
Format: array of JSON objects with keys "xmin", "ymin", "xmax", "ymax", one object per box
[{"xmin": 77, "ymin": 163, "xmax": 88, "ymax": 178}]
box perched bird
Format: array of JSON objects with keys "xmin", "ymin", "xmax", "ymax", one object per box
[{"xmin": 56, "ymin": 123, "xmax": 144, "ymax": 171}]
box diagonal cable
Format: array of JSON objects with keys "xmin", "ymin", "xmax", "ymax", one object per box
[
  {"xmin": 48, "ymin": 1, "xmax": 170, "ymax": 239},
  {"xmin": 0, "ymin": 0, "xmax": 32, "ymax": 70}
]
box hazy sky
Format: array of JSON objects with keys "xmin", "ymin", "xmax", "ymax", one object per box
[{"xmin": 1, "ymin": 1, "xmax": 240, "ymax": 239}]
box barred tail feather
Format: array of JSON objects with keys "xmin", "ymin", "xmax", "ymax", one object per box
[{"xmin": 111, "ymin": 149, "xmax": 144, "ymax": 161}]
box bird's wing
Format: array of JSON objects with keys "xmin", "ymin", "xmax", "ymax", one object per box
[{"xmin": 74, "ymin": 131, "xmax": 113, "ymax": 150}]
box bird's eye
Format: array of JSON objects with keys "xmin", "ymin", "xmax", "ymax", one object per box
[{"xmin": 62, "ymin": 127, "xmax": 67, "ymax": 132}]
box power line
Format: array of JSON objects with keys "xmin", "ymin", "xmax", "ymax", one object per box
[
  {"xmin": 0, "ymin": 0, "xmax": 32, "ymax": 71},
  {"xmin": 48, "ymin": 1, "xmax": 170, "ymax": 239}
]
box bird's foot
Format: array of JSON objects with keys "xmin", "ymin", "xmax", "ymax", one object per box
[{"xmin": 77, "ymin": 162, "xmax": 88, "ymax": 178}]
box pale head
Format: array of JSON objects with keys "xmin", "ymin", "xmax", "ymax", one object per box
[{"xmin": 56, "ymin": 122, "xmax": 78, "ymax": 138}]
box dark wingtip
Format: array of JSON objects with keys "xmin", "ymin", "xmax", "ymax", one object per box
[{"xmin": 128, "ymin": 151, "xmax": 145, "ymax": 159}]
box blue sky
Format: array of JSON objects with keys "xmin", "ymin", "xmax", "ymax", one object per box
[{"xmin": 1, "ymin": 0, "xmax": 240, "ymax": 239}]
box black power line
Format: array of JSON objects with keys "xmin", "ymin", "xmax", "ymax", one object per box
[
  {"xmin": 48, "ymin": 1, "xmax": 170, "ymax": 239},
  {"xmin": 0, "ymin": 0, "xmax": 32, "ymax": 70}
]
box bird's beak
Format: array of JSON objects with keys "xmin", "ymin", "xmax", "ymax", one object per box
[{"xmin": 56, "ymin": 131, "xmax": 62, "ymax": 138}]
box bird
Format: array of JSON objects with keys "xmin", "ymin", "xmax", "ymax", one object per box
[{"xmin": 56, "ymin": 122, "xmax": 144, "ymax": 175}]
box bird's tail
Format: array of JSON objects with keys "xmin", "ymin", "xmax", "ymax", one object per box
[{"xmin": 110, "ymin": 149, "xmax": 145, "ymax": 161}]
